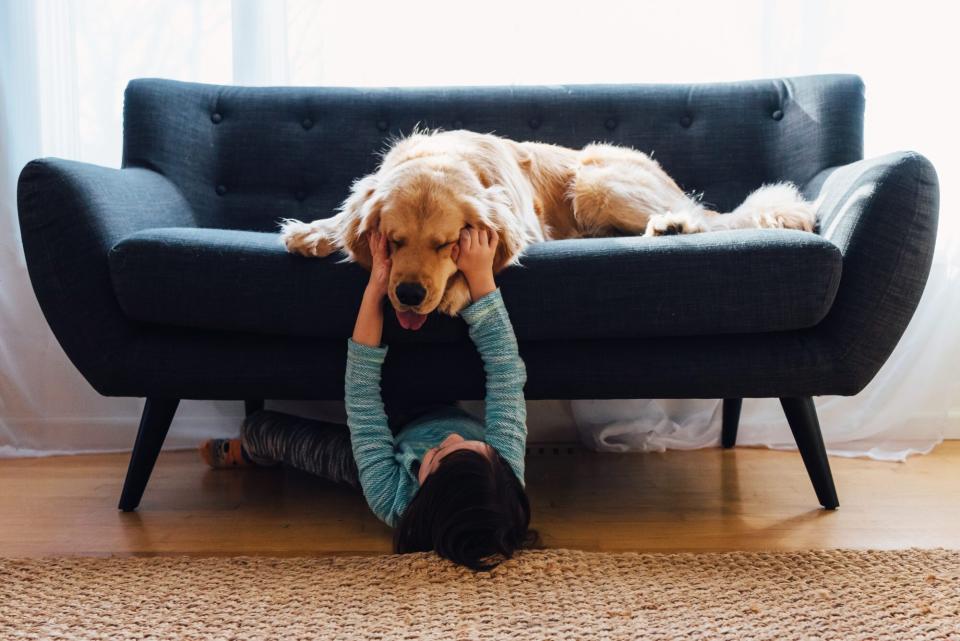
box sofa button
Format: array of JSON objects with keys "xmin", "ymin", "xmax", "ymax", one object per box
[
  {"xmin": 679, "ymin": 115, "xmax": 692, "ymax": 128},
  {"xmin": 772, "ymin": 109, "xmax": 784, "ymax": 121},
  {"xmin": 301, "ymin": 118, "xmax": 313, "ymax": 130},
  {"xmin": 528, "ymin": 117, "xmax": 541, "ymax": 129},
  {"xmin": 216, "ymin": 184, "xmax": 227, "ymax": 196},
  {"xmin": 605, "ymin": 117, "xmax": 618, "ymax": 130},
  {"xmin": 210, "ymin": 112, "xmax": 222, "ymax": 124},
  {"xmin": 295, "ymin": 190, "xmax": 306, "ymax": 201},
  {"xmin": 453, "ymin": 119, "xmax": 463, "ymax": 129},
  {"xmin": 376, "ymin": 119, "xmax": 389, "ymax": 131}
]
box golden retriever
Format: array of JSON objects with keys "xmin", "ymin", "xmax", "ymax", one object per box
[{"xmin": 279, "ymin": 130, "xmax": 815, "ymax": 330}]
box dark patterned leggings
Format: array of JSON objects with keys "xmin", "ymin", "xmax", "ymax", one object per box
[
  {"xmin": 240, "ymin": 401, "xmax": 458, "ymax": 488},
  {"xmin": 241, "ymin": 410, "xmax": 361, "ymax": 488}
]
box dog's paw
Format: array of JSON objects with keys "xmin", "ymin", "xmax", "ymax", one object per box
[
  {"xmin": 738, "ymin": 183, "xmax": 818, "ymax": 233},
  {"xmin": 279, "ymin": 218, "xmax": 337, "ymax": 257},
  {"xmin": 759, "ymin": 205, "xmax": 817, "ymax": 232},
  {"xmin": 644, "ymin": 212, "xmax": 707, "ymax": 237}
]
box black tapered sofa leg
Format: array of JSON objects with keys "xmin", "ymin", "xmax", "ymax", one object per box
[
  {"xmin": 118, "ymin": 398, "xmax": 180, "ymax": 512},
  {"xmin": 721, "ymin": 398, "xmax": 742, "ymax": 449},
  {"xmin": 779, "ymin": 396, "xmax": 839, "ymax": 510},
  {"xmin": 244, "ymin": 399, "xmax": 264, "ymax": 417}
]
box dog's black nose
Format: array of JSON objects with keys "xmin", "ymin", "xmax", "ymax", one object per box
[{"xmin": 396, "ymin": 282, "xmax": 426, "ymax": 306}]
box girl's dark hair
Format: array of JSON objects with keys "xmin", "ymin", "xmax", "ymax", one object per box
[{"xmin": 394, "ymin": 447, "xmax": 535, "ymax": 571}]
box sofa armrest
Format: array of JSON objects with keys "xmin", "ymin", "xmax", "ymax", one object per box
[
  {"xmin": 804, "ymin": 151, "xmax": 939, "ymax": 390},
  {"xmin": 17, "ymin": 158, "xmax": 196, "ymax": 393}
]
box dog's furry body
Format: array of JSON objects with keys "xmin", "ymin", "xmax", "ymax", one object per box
[{"xmin": 281, "ymin": 130, "xmax": 816, "ymax": 322}]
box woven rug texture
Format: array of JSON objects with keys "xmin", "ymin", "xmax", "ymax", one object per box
[{"xmin": 2, "ymin": 548, "xmax": 959, "ymax": 640}]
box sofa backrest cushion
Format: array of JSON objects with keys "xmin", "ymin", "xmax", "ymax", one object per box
[{"xmin": 122, "ymin": 75, "xmax": 864, "ymax": 232}]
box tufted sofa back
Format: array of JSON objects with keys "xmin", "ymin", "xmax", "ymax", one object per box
[{"xmin": 122, "ymin": 75, "xmax": 864, "ymax": 232}]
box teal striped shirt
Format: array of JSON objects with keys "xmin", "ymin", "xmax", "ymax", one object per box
[{"xmin": 345, "ymin": 288, "xmax": 528, "ymax": 527}]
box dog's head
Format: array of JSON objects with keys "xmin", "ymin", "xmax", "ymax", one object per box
[{"xmin": 341, "ymin": 156, "xmax": 518, "ymax": 329}]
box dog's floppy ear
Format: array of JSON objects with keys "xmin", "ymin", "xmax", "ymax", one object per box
[
  {"xmin": 339, "ymin": 175, "xmax": 382, "ymax": 269},
  {"xmin": 462, "ymin": 186, "xmax": 528, "ymax": 273}
]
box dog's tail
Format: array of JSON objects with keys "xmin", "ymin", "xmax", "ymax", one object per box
[{"xmin": 709, "ymin": 182, "xmax": 817, "ymax": 233}]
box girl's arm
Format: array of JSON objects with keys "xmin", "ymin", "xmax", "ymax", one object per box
[
  {"xmin": 455, "ymin": 229, "xmax": 528, "ymax": 484},
  {"xmin": 352, "ymin": 288, "xmax": 386, "ymax": 348},
  {"xmin": 352, "ymin": 231, "xmax": 390, "ymax": 348},
  {"xmin": 345, "ymin": 232, "xmax": 406, "ymax": 526}
]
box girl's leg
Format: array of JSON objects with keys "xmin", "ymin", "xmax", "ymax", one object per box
[{"xmin": 240, "ymin": 410, "xmax": 360, "ymax": 488}]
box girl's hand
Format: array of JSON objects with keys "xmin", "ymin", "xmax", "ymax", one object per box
[
  {"xmin": 455, "ymin": 227, "xmax": 498, "ymax": 301},
  {"xmin": 366, "ymin": 231, "xmax": 392, "ymax": 299}
]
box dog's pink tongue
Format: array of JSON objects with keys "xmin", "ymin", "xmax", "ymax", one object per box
[{"xmin": 396, "ymin": 309, "xmax": 428, "ymax": 331}]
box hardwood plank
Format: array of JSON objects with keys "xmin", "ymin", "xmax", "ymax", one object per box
[{"xmin": 1, "ymin": 443, "xmax": 958, "ymax": 557}]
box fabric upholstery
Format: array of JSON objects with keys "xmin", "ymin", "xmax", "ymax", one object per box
[
  {"xmin": 16, "ymin": 75, "xmax": 938, "ymax": 402},
  {"xmin": 17, "ymin": 160, "xmax": 195, "ymax": 393},
  {"xmin": 803, "ymin": 151, "xmax": 939, "ymax": 385},
  {"xmin": 122, "ymin": 75, "xmax": 864, "ymax": 231},
  {"xmin": 109, "ymin": 228, "xmax": 842, "ymax": 341}
]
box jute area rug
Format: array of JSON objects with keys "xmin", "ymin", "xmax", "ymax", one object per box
[{"xmin": 2, "ymin": 549, "xmax": 958, "ymax": 640}]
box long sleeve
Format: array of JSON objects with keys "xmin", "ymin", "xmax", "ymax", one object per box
[
  {"xmin": 344, "ymin": 338, "xmax": 407, "ymax": 526},
  {"xmin": 459, "ymin": 288, "xmax": 528, "ymax": 484}
]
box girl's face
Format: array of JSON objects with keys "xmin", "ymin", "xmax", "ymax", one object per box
[{"xmin": 418, "ymin": 433, "xmax": 491, "ymax": 485}]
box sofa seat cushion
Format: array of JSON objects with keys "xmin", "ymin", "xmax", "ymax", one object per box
[{"xmin": 108, "ymin": 227, "xmax": 842, "ymax": 343}]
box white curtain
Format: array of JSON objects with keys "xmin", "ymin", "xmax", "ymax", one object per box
[{"xmin": 1, "ymin": 0, "xmax": 957, "ymax": 459}]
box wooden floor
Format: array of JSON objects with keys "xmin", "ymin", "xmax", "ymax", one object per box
[{"xmin": 1, "ymin": 442, "xmax": 958, "ymax": 557}]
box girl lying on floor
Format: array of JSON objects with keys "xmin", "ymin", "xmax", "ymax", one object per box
[{"xmin": 200, "ymin": 228, "xmax": 534, "ymax": 570}]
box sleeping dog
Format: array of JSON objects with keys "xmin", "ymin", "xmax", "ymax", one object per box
[{"xmin": 280, "ymin": 129, "xmax": 815, "ymax": 329}]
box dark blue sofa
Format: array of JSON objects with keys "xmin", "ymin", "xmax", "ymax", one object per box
[{"xmin": 17, "ymin": 75, "xmax": 938, "ymax": 513}]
